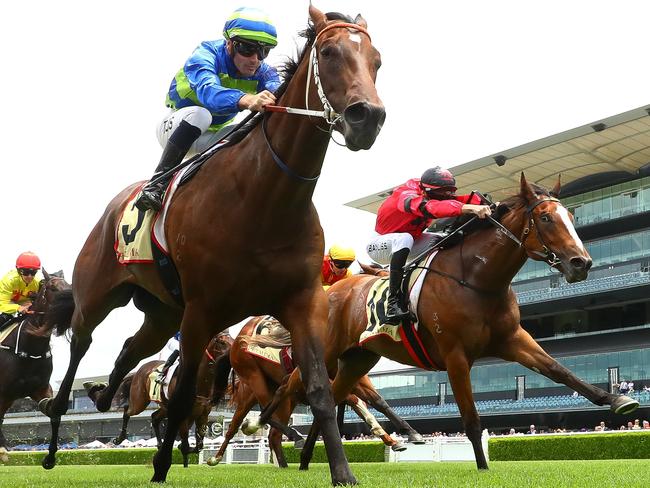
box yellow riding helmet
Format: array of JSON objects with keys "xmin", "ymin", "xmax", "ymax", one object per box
[{"xmin": 328, "ymin": 245, "xmax": 356, "ymax": 261}]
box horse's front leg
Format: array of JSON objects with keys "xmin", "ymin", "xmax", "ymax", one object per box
[
  {"xmin": 446, "ymin": 350, "xmax": 488, "ymax": 470},
  {"xmin": 279, "ymin": 288, "xmax": 356, "ymax": 486},
  {"xmin": 151, "ymin": 310, "xmax": 212, "ymax": 483},
  {"xmin": 500, "ymin": 328, "xmax": 639, "ymax": 415}
]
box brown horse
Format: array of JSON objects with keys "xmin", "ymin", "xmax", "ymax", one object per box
[
  {"xmin": 249, "ymin": 174, "xmax": 640, "ymax": 470},
  {"xmin": 208, "ymin": 317, "xmax": 423, "ymax": 467},
  {"xmin": 0, "ymin": 271, "xmax": 70, "ymax": 462},
  {"xmin": 101, "ymin": 333, "xmax": 233, "ymax": 466},
  {"xmin": 39, "ymin": 5, "xmax": 383, "ymax": 484}
]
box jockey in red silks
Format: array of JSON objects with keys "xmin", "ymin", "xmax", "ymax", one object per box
[{"xmin": 366, "ymin": 166, "xmax": 492, "ymax": 324}]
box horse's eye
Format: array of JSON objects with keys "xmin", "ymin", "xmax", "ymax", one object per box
[
  {"xmin": 540, "ymin": 214, "xmax": 551, "ymax": 223},
  {"xmin": 320, "ymin": 46, "xmax": 334, "ymax": 58}
]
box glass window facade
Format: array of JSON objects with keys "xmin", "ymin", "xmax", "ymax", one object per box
[{"xmin": 370, "ymin": 348, "xmax": 650, "ymax": 399}]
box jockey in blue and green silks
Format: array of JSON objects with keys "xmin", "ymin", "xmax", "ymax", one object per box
[{"xmin": 136, "ymin": 7, "xmax": 281, "ymax": 212}]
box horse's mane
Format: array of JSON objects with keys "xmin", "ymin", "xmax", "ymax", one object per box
[{"xmin": 223, "ymin": 12, "xmax": 358, "ymax": 147}]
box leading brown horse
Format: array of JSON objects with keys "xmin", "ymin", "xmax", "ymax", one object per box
[
  {"xmin": 248, "ymin": 174, "xmax": 640, "ymax": 470},
  {"xmin": 39, "ymin": 5, "xmax": 384, "ymax": 484},
  {"xmin": 0, "ymin": 271, "xmax": 70, "ymax": 462},
  {"xmin": 102, "ymin": 333, "xmax": 233, "ymax": 466}
]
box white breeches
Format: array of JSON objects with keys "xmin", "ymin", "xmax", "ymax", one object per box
[
  {"xmin": 156, "ymin": 107, "xmax": 224, "ymax": 157},
  {"xmin": 366, "ymin": 232, "xmax": 441, "ymax": 265}
]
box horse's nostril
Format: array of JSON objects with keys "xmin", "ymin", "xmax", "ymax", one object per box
[
  {"xmin": 570, "ymin": 257, "xmax": 590, "ymax": 270},
  {"xmin": 343, "ymin": 102, "xmax": 369, "ymax": 124}
]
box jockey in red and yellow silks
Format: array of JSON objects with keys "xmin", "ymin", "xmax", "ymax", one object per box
[
  {"xmin": 367, "ymin": 167, "xmax": 492, "ymax": 324},
  {"xmin": 322, "ymin": 245, "xmax": 356, "ymax": 289},
  {"xmin": 0, "ymin": 252, "xmax": 42, "ymax": 330}
]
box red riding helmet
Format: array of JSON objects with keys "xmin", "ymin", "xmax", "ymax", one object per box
[
  {"xmin": 16, "ymin": 251, "xmax": 41, "ymax": 270},
  {"xmin": 420, "ymin": 166, "xmax": 457, "ymax": 191}
]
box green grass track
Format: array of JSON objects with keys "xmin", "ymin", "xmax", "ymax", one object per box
[{"xmin": 0, "ymin": 460, "xmax": 646, "ymax": 488}]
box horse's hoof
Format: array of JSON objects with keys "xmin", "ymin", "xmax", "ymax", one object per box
[
  {"xmin": 0, "ymin": 447, "xmax": 9, "ymax": 463},
  {"xmin": 612, "ymin": 395, "xmax": 639, "ymax": 415},
  {"xmin": 41, "ymin": 454, "xmax": 56, "ymax": 470},
  {"xmin": 206, "ymin": 456, "xmax": 219, "ymax": 466},
  {"xmin": 332, "ymin": 474, "xmax": 357, "ymax": 485},
  {"xmin": 293, "ymin": 438, "xmax": 305, "ymax": 450},
  {"xmin": 408, "ymin": 433, "xmax": 425, "ymax": 444},
  {"xmin": 241, "ymin": 419, "xmax": 260, "ymax": 435},
  {"xmin": 391, "ymin": 442, "xmax": 407, "ymax": 452}
]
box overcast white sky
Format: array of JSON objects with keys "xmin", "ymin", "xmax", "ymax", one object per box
[{"xmin": 1, "ymin": 1, "xmax": 649, "ymax": 385}]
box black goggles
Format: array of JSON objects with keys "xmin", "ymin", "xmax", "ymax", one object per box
[
  {"xmin": 233, "ymin": 40, "xmax": 272, "ymax": 60},
  {"xmin": 332, "ymin": 259, "xmax": 353, "ymax": 269},
  {"xmin": 18, "ymin": 268, "xmax": 38, "ymax": 276}
]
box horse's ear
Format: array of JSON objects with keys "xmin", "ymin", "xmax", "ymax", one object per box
[
  {"xmin": 354, "ymin": 14, "xmax": 367, "ymax": 29},
  {"xmin": 42, "ymin": 268, "xmax": 51, "ymax": 281},
  {"xmin": 550, "ymin": 175, "xmax": 561, "ymax": 198},
  {"xmin": 309, "ymin": 4, "xmax": 328, "ymax": 32},
  {"xmin": 520, "ymin": 172, "xmax": 536, "ymax": 203}
]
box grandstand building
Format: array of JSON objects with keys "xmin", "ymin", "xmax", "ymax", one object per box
[{"xmin": 340, "ymin": 104, "xmax": 650, "ymax": 435}]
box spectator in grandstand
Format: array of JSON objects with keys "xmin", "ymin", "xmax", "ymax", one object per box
[
  {"xmin": 627, "ymin": 381, "xmax": 635, "ymax": 394},
  {"xmin": 627, "ymin": 421, "xmax": 634, "ymax": 430},
  {"xmin": 617, "ymin": 379, "xmax": 629, "ymax": 394},
  {"xmin": 594, "ymin": 421, "xmax": 608, "ymax": 432},
  {"xmin": 526, "ymin": 424, "xmax": 537, "ymax": 435},
  {"xmin": 571, "ymin": 390, "xmax": 579, "ymax": 398},
  {"xmin": 632, "ymin": 419, "xmax": 641, "ymax": 430},
  {"xmin": 643, "ymin": 385, "xmax": 650, "ymax": 392},
  {"xmin": 642, "ymin": 420, "xmax": 649, "ymax": 429},
  {"xmin": 508, "ymin": 428, "xmax": 516, "ymax": 435}
]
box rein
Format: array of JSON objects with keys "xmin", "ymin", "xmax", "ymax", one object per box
[
  {"xmin": 262, "ymin": 21, "xmax": 371, "ymax": 182},
  {"xmin": 411, "ymin": 196, "xmax": 565, "ymax": 294}
]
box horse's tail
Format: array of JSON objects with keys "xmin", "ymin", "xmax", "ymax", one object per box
[
  {"xmin": 46, "ymin": 289, "xmax": 75, "ymax": 336},
  {"xmin": 211, "ymin": 347, "xmax": 232, "ymax": 406},
  {"xmin": 239, "ymin": 322, "xmax": 291, "ymax": 349},
  {"xmin": 113, "ymin": 373, "xmax": 134, "ymax": 409}
]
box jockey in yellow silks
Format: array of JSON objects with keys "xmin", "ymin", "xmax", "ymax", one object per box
[
  {"xmin": 322, "ymin": 245, "xmax": 356, "ymax": 290},
  {"xmin": 0, "ymin": 252, "xmax": 42, "ymax": 330}
]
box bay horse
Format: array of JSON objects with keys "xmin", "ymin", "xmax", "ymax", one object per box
[
  {"xmin": 0, "ymin": 271, "xmax": 70, "ymax": 462},
  {"xmin": 39, "ymin": 5, "xmax": 384, "ymax": 484},
  {"xmin": 208, "ymin": 316, "xmax": 423, "ymax": 467},
  {"xmin": 102, "ymin": 333, "xmax": 233, "ymax": 466},
  {"xmin": 248, "ymin": 174, "xmax": 640, "ymax": 470}
]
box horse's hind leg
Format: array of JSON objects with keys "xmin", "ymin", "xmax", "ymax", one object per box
[
  {"xmin": 354, "ymin": 377, "xmax": 424, "ymax": 444},
  {"xmin": 500, "ymin": 328, "xmax": 638, "ymax": 414},
  {"xmin": 446, "ymin": 350, "xmax": 488, "ymax": 470},
  {"xmin": 213, "ymin": 391, "xmax": 257, "ymax": 464},
  {"xmin": 113, "ymin": 407, "xmax": 130, "ymax": 444},
  {"xmin": 94, "ymin": 294, "xmax": 180, "ymax": 412}
]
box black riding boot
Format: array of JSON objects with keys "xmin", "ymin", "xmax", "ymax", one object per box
[
  {"xmin": 135, "ymin": 120, "xmax": 202, "ymax": 212},
  {"xmin": 385, "ymin": 248, "xmax": 411, "ymax": 325},
  {"xmin": 156, "ymin": 349, "xmax": 180, "ymax": 384}
]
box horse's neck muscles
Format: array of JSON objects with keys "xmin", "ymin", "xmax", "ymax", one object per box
[{"xmin": 454, "ymin": 214, "xmax": 529, "ymax": 292}]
